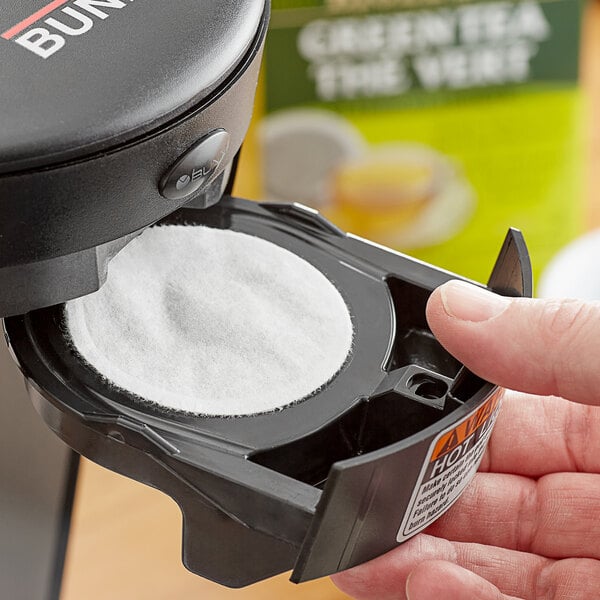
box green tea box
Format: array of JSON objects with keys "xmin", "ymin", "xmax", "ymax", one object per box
[{"xmin": 237, "ymin": 0, "xmax": 584, "ymax": 283}]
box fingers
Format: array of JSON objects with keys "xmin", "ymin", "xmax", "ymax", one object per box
[
  {"xmin": 406, "ymin": 561, "xmax": 521, "ymax": 600},
  {"xmin": 426, "ymin": 472, "xmax": 600, "ymax": 560},
  {"xmin": 331, "ymin": 534, "xmax": 600, "ymax": 600},
  {"xmin": 480, "ymin": 391, "xmax": 600, "ymax": 477},
  {"xmin": 425, "ymin": 280, "xmax": 600, "ymax": 405}
]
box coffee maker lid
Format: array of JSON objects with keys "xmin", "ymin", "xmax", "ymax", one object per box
[{"xmin": 0, "ymin": 0, "xmax": 267, "ymax": 174}]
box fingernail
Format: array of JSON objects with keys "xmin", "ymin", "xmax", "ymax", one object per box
[
  {"xmin": 405, "ymin": 571, "xmax": 415, "ymax": 600},
  {"xmin": 440, "ymin": 280, "xmax": 509, "ymax": 322}
]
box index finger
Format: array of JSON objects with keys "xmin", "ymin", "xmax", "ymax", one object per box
[
  {"xmin": 426, "ymin": 282, "xmax": 600, "ymax": 406},
  {"xmin": 481, "ymin": 390, "xmax": 600, "ymax": 477}
]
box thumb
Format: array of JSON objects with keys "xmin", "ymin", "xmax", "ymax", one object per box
[
  {"xmin": 406, "ymin": 561, "xmax": 521, "ymax": 600},
  {"xmin": 426, "ymin": 280, "xmax": 600, "ymax": 405}
]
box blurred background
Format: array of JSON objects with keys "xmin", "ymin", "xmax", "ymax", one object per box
[{"xmin": 3, "ymin": 1, "xmax": 598, "ymax": 599}]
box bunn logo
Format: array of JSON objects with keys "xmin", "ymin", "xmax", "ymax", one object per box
[{"xmin": 2, "ymin": 0, "xmax": 135, "ymax": 59}]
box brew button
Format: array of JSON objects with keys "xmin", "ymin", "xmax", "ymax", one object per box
[
  {"xmin": 176, "ymin": 174, "xmax": 191, "ymax": 190},
  {"xmin": 160, "ymin": 130, "xmax": 231, "ymax": 201}
]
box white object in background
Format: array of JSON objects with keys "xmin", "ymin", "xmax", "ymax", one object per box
[
  {"xmin": 538, "ymin": 229, "xmax": 600, "ymax": 299},
  {"xmin": 261, "ymin": 108, "xmax": 366, "ymax": 207}
]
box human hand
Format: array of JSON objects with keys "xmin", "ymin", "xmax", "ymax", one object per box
[{"xmin": 332, "ymin": 280, "xmax": 600, "ymax": 600}]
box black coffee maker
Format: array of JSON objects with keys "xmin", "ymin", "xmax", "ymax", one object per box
[{"xmin": 0, "ymin": 0, "xmax": 531, "ymax": 593}]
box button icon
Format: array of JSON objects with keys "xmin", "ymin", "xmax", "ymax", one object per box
[
  {"xmin": 160, "ymin": 130, "xmax": 231, "ymax": 201},
  {"xmin": 176, "ymin": 174, "xmax": 192, "ymax": 190}
]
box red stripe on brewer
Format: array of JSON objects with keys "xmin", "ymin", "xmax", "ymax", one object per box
[{"xmin": 2, "ymin": 0, "xmax": 71, "ymax": 40}]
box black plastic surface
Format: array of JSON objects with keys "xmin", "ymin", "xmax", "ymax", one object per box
[
  {"xmin": 292, "ymin": 226, "xmax": 533, "ymax": 583},
  {"xmin": 0, "ymin": 1, "xmax": 265, "ymax": 173},
  {"xmin": 3, "ymin": 198, "xmax": 533, "ymax": 588},
  {"xmin": 0, "ymin": 3, "xmax": 270, "ymax": 316}
]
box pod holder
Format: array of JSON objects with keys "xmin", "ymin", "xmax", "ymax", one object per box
[{"xmin": 3, "ymin": 197, "xmax": 532, "ymax": 588}]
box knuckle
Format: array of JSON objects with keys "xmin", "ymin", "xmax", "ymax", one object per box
[
  {"xmin": 536, "ymin": 558, "xmax": 600, "ymax": 600},
  {"xmin": 516, "ymin": 480, "xmax": 539, "ymax": 553},
  {"xmin": 563, "ymin": 403, "xmax": 594, "ymax": 472},
  {"xmin": 536, "ymin": 299, "xmax": 596, "ymax": 399},
  {"xmin": 534, "ymin": 561, "xmax": 555, "ymax": 600},
  {"xmin": 539, "ymin": 299, "xmax": 591, "ymax": 339}
]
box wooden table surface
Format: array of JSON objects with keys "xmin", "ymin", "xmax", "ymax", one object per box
[
  {"xmin": 61, "ymin": 460, "xmax": 349, "ymax": 600},
  {"xmin": 61, "ymin": 5, "xmax": 600, "ymax": 599}
]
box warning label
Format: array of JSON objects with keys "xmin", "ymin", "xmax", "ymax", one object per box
[{"xmin": 397, "ymin": 392, "xmax": 501, "ymax": 542}]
